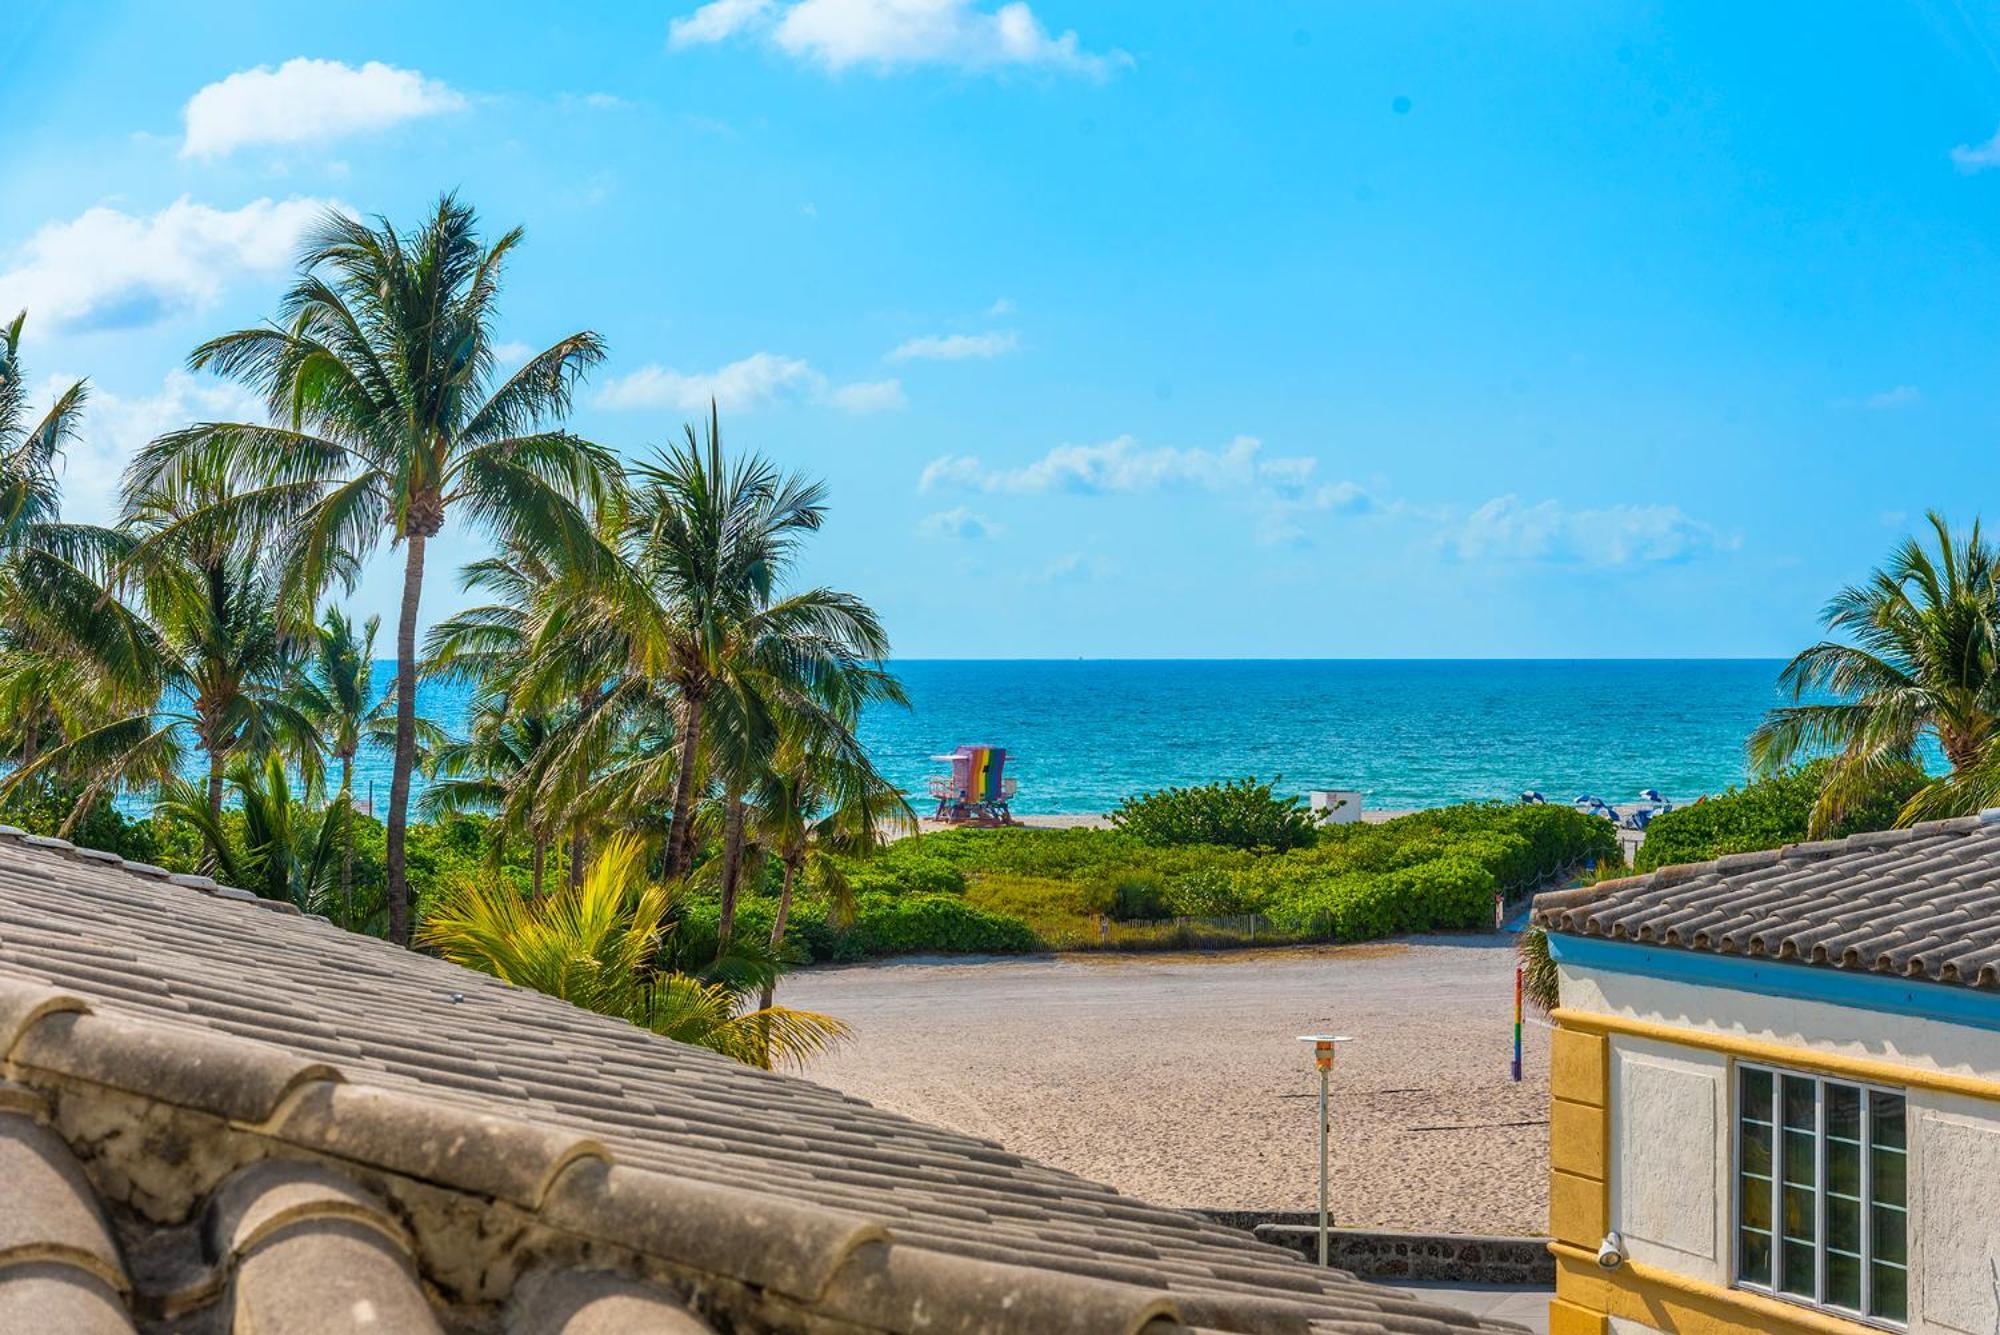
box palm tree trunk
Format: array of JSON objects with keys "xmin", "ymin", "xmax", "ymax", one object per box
[
  {"xmin": 759, "ymin": 854, "xmax": 800, "ymax": 1012},
  {"xmin": 386, "ymin": 532, "xmax": 427, "ymax": 947},
  {"xmin": 664, "ymin": 690, "xmax": 705, "ymax": 878},
  {"xmin": 531, "ymin": 833, "xmax": 546, "ymax": 899},
  {"xmin": 568, "ymin": 830, "xmax": 587, "ymax": 892},
  {"xmin": 339, "ymin": 753, "xmax": 354, "ymax": 929},
  {"xmin": 201, "ymin": 744, "xmax": 225, "ymax": 877},
  {"xmin": 716, "ymin": 790, "xmax": 746, "ymax": 957}
]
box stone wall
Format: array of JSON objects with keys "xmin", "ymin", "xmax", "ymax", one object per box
[{"xmin": 1190, "ymin": 1212, "xmax": 1554, "ymax": 1284}]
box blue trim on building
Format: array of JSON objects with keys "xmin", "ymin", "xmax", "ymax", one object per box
[{"xmin": 1548, "ymin": 932, "xmax": 2000, "ymax": 1034}]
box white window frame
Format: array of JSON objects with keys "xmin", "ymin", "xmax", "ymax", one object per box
[{"xmin": 1730, "ymin": 1061, "xmax": 1908, "ymax": 1330}]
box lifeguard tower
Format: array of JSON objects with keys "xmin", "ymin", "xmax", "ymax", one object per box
[{"xmin": 926, "ymin": 745, "xmax": 1017, "ymax": 824}]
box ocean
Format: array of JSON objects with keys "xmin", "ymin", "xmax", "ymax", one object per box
[{"xmin": 351, "ymin": 658, "xmax": 1796, "ymax": 818}]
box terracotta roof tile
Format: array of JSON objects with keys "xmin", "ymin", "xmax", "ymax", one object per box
[
  {"xmin": 0, "ymin": 834, "xmax": 1520, "ymax": 1334},
  {"xmin": 1534, "ymin": 811, "xmax": 2000, "ymax": 989}
]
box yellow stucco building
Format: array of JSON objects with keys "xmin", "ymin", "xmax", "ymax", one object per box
[{"xmin": 1533, "ymin": 813, "xmax": 2000, "ymax": 1335}]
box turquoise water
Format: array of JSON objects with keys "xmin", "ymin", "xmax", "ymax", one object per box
[
  {"xmin": 345, "ymin": 658, "xmax": 1793, "ymax": 816},
  {"xmin": 857, "ymin": 659, "xmax": 1792, "ymax": 814}
]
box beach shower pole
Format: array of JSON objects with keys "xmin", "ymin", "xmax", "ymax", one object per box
[
  {"xmin": 1511, "ymin": 966, "xmax": 1524, "ymax": 1082},
  {"xmin": 1297, "ymin": 1035, "xmax": 1350, "ymax": 1267}
]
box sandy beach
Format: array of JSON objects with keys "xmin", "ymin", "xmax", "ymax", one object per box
[{"xmin": 785, "ymin": 934, "xmax": 1549, "ymax": 1235}]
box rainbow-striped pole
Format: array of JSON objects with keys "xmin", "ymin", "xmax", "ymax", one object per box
[{"xmin": 1511, "ymin": 966, "xmax": 1524, "ymax": 1083}]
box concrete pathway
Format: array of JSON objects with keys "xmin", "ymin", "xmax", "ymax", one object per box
[{"xmin": 1376, "ymin": 1281, "xmax": 1550, "ymax": 1333}]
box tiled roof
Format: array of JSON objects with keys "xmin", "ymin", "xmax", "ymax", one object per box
[
  {"xmin": 1533, "ymin": 812, "xmax": 2000, "ymax": 990},
  {"xmin": 0, "ymin": 832, "xmax": 1519, "ymax": 1334}
]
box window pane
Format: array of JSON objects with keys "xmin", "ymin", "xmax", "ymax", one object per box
[
  {"xmin": 1871, "ymin": 1262, "xmax": 1907, "ymax": 1322},
  {"xmin": 1743, "ymin": 1067, "xmax": 1773, "ymax": 1123},
  {"xmin": 1741, "ymin": 1118, "xmax": 1773, "ymax": 1176},
  {"xmin": 1781, "ymin": 1241, "xmax": 1817, "ymax": 1298},
  {"xmin": 1740, "ymin": 1176, "xmax": 1772, "ymax": 1230},
  {"xmin": 1826, "ymin": 1251, "xmax": 1861, "ymax": 1311},
  {"xmin": 1826, "ymin": 1193, "xmax": 1860, "ymax": 1254},
  {"xmin": 1784, "ymin": 1075, "xmax": 1817, "ymax": 1130},
  {"xmin": 1872, "ymin": 1205, "xmax": 1907, "ymax": 1265},
  {"xmin": 1739, "ymin": 1229, "xmax": 1773, "ymax": 1286},
  {"xmin": 1783, "ymin": 1129, "xmax": 1817, "ymax": 1184},
  {"xmin": 1872, "ymin": 1145, "xmax": 1906, "ymax": 1203},
  {"xmin": 1782, "ymin": 1186, "xmax": 1816, "ymax": 1240},
  {"xmin": 1826, "ymin": 1137, "xmax": 1859, "ymax": 1197},
  {"xmin": 1825, "ymin": 1083, "xmax": 1861, "ymax": 1142},
  {"xmin": 1870, "ymin": 1091, "xmax": 1906, "ymax": 1150}
]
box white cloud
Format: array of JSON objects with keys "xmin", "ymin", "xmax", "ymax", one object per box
[
  {"xmin": 491, "ymin": 341, "xmax": 535, "ymax": 369},
  {"xmin": 597, "ymin": 352, "xmax": 820, "ymax": 412},
  {"xmin": 985, "ymin": 296, "xmax": 1015, "ymax": 316},
  {"xmin": 672, "ymin": 0, "xmax": 1128, "ymax": 76},
  {"xmin": 597, "ymin": 352, "xmax": 900, "ymax": 415},
  {"xmin": 921, "ymin": 434, "xmax": 1319, "ymax": 495},
  {"xmin": 41, "ymin": 370, "xmax": 265, "ymax": 523},
  {"xmin": 181, "ymin": 58, "xmax": 465, "ymax": 159},
  {"xmin": 0, "ymin": 196, "xmax": 338, "ymax": 332},
  {"xmin": 1451, "ymin": 495, "xmax": 1727, "ymax": 566},
  {"xmin": 1953, "ymin": 129, "xmax": 2000, "ymax": 171},
  {"xmin": 671, "ymin": 0, "xmax": 776, "ymax": 46},
  {"xmin": 1863, "ymin": 384, "xmax": 1921, "ymax": 410},
  {"xmin": 830, "ymin": 377, "xmax": 906, "ymax": 413},
  {"xmin": 889, "ymin": 329, "xmax": 1018, "ymax": 361},
  {"xmin": 917, "ymin": 505, "xmax": 1001, "ymax": 539}
]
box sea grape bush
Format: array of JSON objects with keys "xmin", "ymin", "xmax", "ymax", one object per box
[
  {"xmin": 804, "ymin": 801, "xmax": 1616, "ymax": 954},
  {"xmin": 1632, "ymin": 759, "xmax": 1923, "ymax": 873},
  {"xmin": 1109, "ymin": 777, "xmax": 1320, "ymax": 852}
]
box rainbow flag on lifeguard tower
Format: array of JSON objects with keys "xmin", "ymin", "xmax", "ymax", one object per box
[{"xmin": 926, "ymin": 745, "xmax": 1017, "ymax": 824}]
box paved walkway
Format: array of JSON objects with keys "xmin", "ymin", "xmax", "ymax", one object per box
[{"xmin": 1376, "ymin": 1281, "xmax": 1550, "ymax": 1333}]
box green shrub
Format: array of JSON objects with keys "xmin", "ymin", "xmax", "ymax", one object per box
[
  {"xmin": 0, "ymin": 784, "xmax": 160, "ymax": 863},
  {"xmin": 1163, "ymin": 866, "xmax": 1247, "ymax": 917},
  {"xmin": 1633, "ymin": 760, "xmax": 1928, "ymax": 873},
  {"xmin": 804, "ymin": 802, "xmax": 1614, "ymax": 957},
  {"xmin": 844, "ymin": 846, "xmax": 967, "ymax": 896},
  {"xmin": 1105, "ymin": 870, "xmax": 1169, "ymax": 920},
  {"xmin": 829, "ymin": 894, "xmax": 1037, "ymax": 961},
  {"xmin": 1109, "ymin": 777, "xmax": 1320, "ymax": 852}
]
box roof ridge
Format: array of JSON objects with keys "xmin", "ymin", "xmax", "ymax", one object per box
[{"xmin": 0, "ymin": 824, "xmax": 305, "ymax": 919}]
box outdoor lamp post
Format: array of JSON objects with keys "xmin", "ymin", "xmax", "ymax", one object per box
[{"xmin": 1295, "ymin": 1034, "xmax": 1351, "ymax": 1267}]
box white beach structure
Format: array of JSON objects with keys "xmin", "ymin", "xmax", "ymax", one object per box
[{"xmin": 1310, "ymin": 789, "xmax": 1364, "ymax": 824}]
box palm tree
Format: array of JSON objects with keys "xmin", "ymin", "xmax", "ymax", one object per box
[
  {"xmin": 625, "ymin": 408, "xmax": 835, "ymax": 881},
  {"xmin": 1750, "ymin": 511, "xmax": 2000, "ymax": 832},
  {"xmin": 0, "ymin": 311, "xmax": 101, "ymax": 775},
  {"xmin": 125, "ymin": 196, "xmax": 618, "ymax": 945},
  {"xmin": 157, "ymin": 752, "xmax": 348, "ymax": 913},
  {"xmin": 420, "ymin": 834, "xmax": 848, "ymax": 1068},
  {"xmin": 4, "ymin": 456, "xmax": 319, "ymax": 841},
  {"xmin": 0, "ymin": 311, "xmax": 84, "ymax": 555},
  {"xmin": 423, "ymin": 537, "xmax": 624, "ymax": 895},
  {"xmin": 417, "ymin": 698, "xmax": 562, "ymax": 894},
  {"xmin": 751, "ymin": 688, "xmax": 913, "ymax": 1011},
  {"xmin": 289, "ymin": 605, "xmax": 393, "ymax": 919}
]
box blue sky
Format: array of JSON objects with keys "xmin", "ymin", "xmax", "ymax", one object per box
[{"xmin": 6, "ymin": 2, "xmax": 2000, "ymax": 658}]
